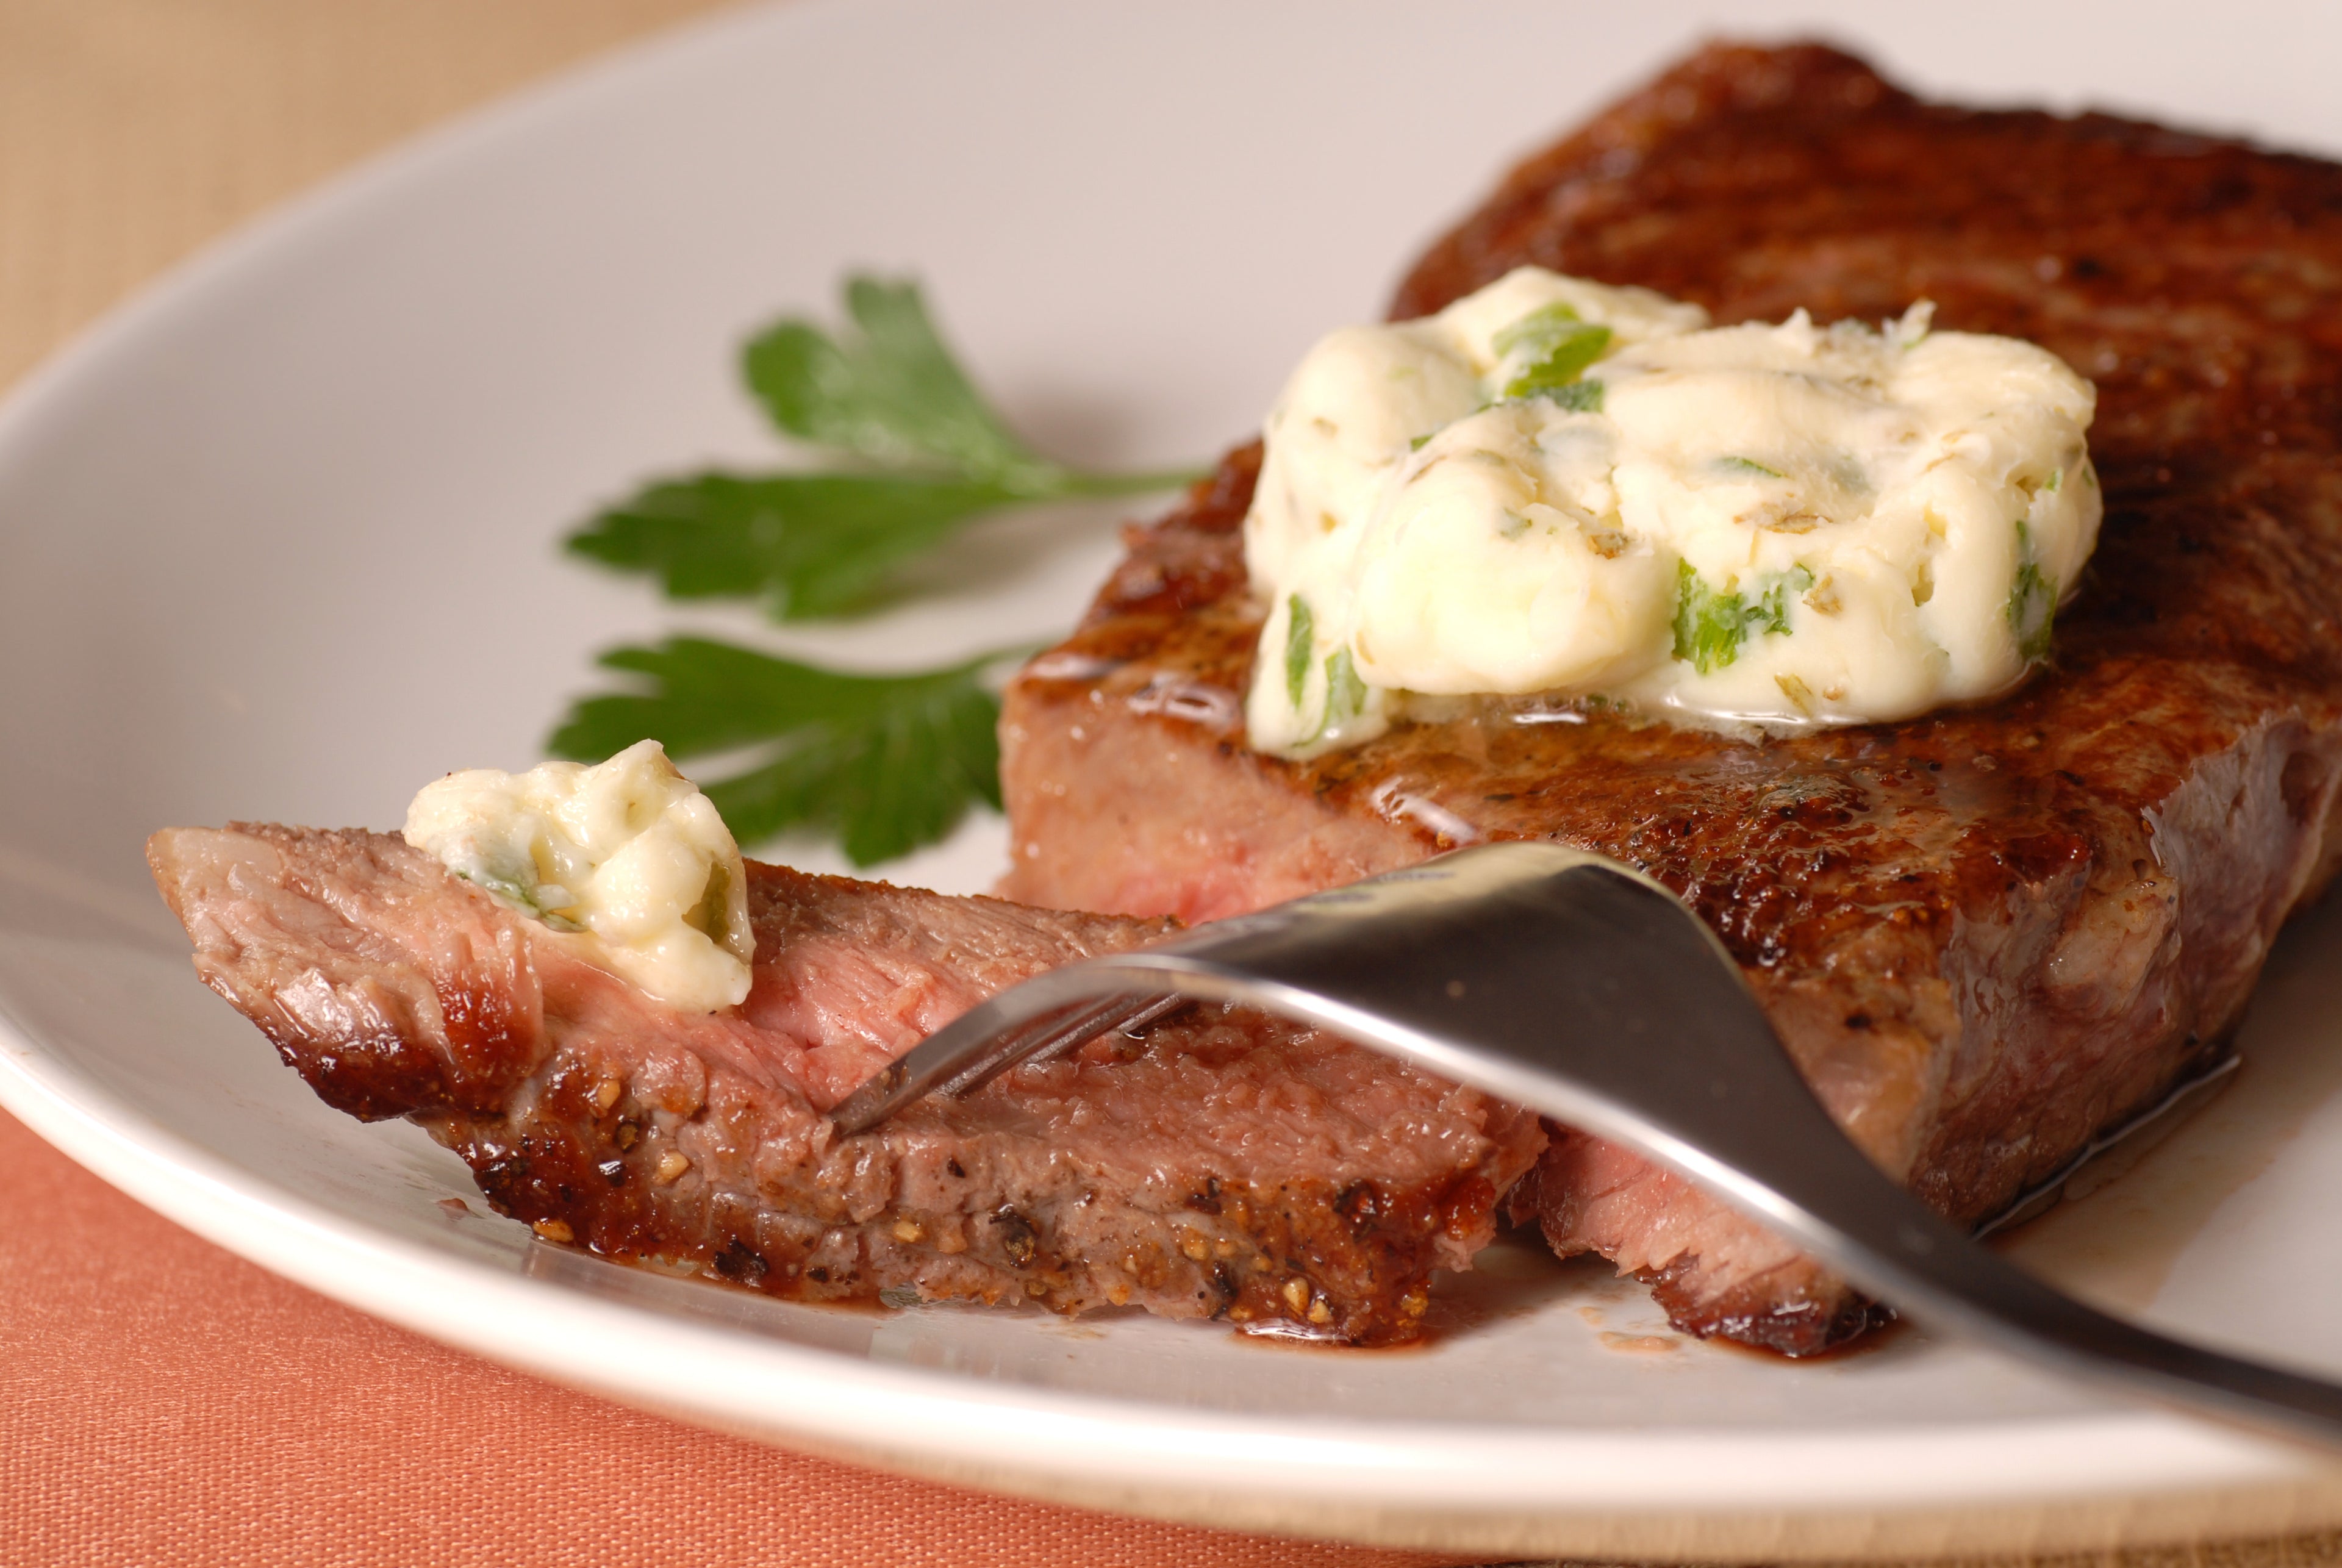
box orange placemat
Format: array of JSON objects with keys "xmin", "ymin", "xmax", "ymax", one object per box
[{"xmin": 0, "ymin": 1107, "xmax": 1483, "ymax": 1567}]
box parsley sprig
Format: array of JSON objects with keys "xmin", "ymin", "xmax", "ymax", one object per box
[
  {"xmin": 550, "ymin": 275, "xmax": 1195, "ymax": 866},
  {"xmin": 566, "ymin": 277, "xmax": 1195, "ymax": 620}
]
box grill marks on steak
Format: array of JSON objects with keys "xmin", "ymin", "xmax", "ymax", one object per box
[
  {"xmin": 148, "ymin": 825, "xmax": 1541, "ymax": 1344},
  {"xmin": 997, "ymin": 43, "xmax": 2342, "ymax": 1351}
]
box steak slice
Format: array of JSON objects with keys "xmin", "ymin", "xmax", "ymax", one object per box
[
  {"xmin": 148, "ymin": 825, "xmax": 1541, "ymax": 1344},
  {"xmin": 998, "ymin": 42, "xmax": 2342, "ymax": 1352}
]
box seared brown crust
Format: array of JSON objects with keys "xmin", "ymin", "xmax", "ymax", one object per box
[
  {"xmin": 149, "ymin": 824, "xmax": 1541, "ymax": 1345},
  {"xmin": 999, "ymin": 43, "xmax": 2342, "ymax": 1350}
]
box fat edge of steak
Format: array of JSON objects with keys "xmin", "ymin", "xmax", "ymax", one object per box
[{"xmin": 996, "ymin": 42, "xmax": 2342, "ymax": 1351}]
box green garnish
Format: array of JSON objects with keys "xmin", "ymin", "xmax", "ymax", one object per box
[
  {"xmin": 1548, "ymin": 379, "xmax": 1605, "ymax": 413},
  {"xmin": 1750, "ymin": 565, "xmax": 1815, "ymax": 635},
  {"xmin": 1494, "ymin": 303, "xmax": 1612, "ymax": 402},
  {"xmin": 1671, "ymin": 562, "xmax": 1808, "ymax": 673},
  {"xmin": 568, "ymin": 472, "xmax": 1022, "ymax": 621},
  {"xmin": 455, "ymin": 870, "xmax": 543, "ymax": 916},
  {"xmin": 2043, "ymin": 468, "xmax": 2062, "ymax": 493},
  {"xmin": 548, "ymin": 638, "xmax": 1012, "ymax": 868},
  {"xmin": 1502, "ymin": 329, "xmax": 1613, "ymax": 401},
  {"xmin": 743, "ymin": 276, "xmax": 1055, "ymax": 485},
  {"xmin": 2005, "ymin": 517, "xmax": 2057, "ymax": 660},
  {"xmin": 1719, "ymin": 456, "xmax": 1786, "ymax": 479},
  {"xmin": 1284, "ymin": 595, "xmax": 1316, "ymax": 707},
  {"xmin": 1409, "ymin": 432, "xmax": 1434, "ymax": 451},
  {"xmin": 1672, "ymin": 563, "xmax": 1747, "ymax": 674},
  {"xmin": 549, "ymin": 274, "xmax": 1214, "ymax": 867},
  {"xmin": 1322, "ymin": 647, "xmax": 1370, "ymax": 731},
  {"xmin": 565, "ymin": 276, "xmax": 1195, "ymax": 621},
  {"xmin": 2008, "ymin": 562, "xmax": 2057, "ymax": 661},
  {"xmin": 1492, "ymin": 301, "xmax": 1581, "ymax": 358}
]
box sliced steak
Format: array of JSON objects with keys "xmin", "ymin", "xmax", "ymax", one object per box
[
  {"xmin": 148, "ymin": 825, "xmax": 1541, "ymax": 1344},
  {"xmin": 997, "ymin": 42, "xmax": 2342, "ymax": 1351}
]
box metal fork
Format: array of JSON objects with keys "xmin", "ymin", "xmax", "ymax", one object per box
[{"xmin": 830, "ymin": 840, "xmax": 2342, "ymax": 1451}]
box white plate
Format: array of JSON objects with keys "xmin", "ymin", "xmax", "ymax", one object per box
[{"xmin": 6, "ymin": 1, "xmax": 2342, "ymax": 1556}]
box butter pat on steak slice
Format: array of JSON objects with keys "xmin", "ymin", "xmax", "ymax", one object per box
[{"xmin": 149, "ymin": 825, "xmax": 1541, "ymax": 1343}]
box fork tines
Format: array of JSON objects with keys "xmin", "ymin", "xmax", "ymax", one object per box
[{"xmin": 829, "ymin": 992, "xmax": 1184, "ymax": 1136}]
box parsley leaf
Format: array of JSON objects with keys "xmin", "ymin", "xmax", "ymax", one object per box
[
  {"xmin": 548, "ymin": 637, "xmax": 1012, "ymax": 867},
  {"xmin": 1495, "ymin": 303, "xmax": 1613, "ymax": 402},
  {"xmin": 1546, "ymin": 379, "xmax": 1605, "ymax": 413},
  {"xmin": 1749, "ymin": 565, "xmax": 1814, "ymax": 636},
  {"xmin": 565, "ymin": 274, "xmax": 1197, "ymax": 622},
  {"xmin": 1491, "ymin": 301, "xmax": 1581, "ymax": 359},
  {"xmin": 1672, "ymin": 562, "xmax": 1749, "ymax": 674},
  {"xmin": 567, "ymin": 472, "xmax": 1018, "ymax": 620},
  {"xmin": 743, "ymin": 275, "xmax": 1059, "ymax": 488},
  {"xmin": 1283, "ymin": 595, "xmax": 1316, "ymax": 707},
  {"xmin": 2006, "ymin": 518, "xmax": 2058, "ymax": 660},
  {"xmin": 2008, "ymin": 560, "xmax": 2057, "ymax": 661},
  {"xmin": 1502, "ymin": 324, "xmax": 1613, "ymax": 401},
  {"xmin": 1322, "ymin": 647, "xmax": 1369, "ymax": 729},
  {"xmin": 1672, "ymin": 562, "xmax": 1810, "ymax": 673}
]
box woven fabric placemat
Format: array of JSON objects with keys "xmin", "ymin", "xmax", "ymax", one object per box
[
  {"xmin": 0, "ymin": 4, "xmax": 2330, "ymax": 1564},
  {"xmin": 0, "ymin": 1106, "xmax": 1480, "ymax": 1567}
]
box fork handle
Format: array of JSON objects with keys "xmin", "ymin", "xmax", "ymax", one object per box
[{"xmin": 901, "ymin": 843, "xmax": 2342, "ymax": 1452}]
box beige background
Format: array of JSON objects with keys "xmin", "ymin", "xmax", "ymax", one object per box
[
  {"xmin": 0, "ymin": 0, "xmax": 739, "ymax": 391},
  {"xmin": 2, "ymin": 4, "xmax": 2339, "ymax": 1564}
]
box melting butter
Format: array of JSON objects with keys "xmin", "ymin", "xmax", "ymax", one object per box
[
  {"xmin": 1243, "ymin": 267, "xmax": 2101, "ymax": 756},
  {"xmin": 404, "ymin": 740, "xmax": 754, "ymax": 1012}
]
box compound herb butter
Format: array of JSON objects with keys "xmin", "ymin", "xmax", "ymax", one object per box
[
  {"xmin": 404, "ymin": 739, "xmax": 754, "ymax": 1012},
  {"xmin": 1243, "ymin": 266, "xmax": 2101, "ymax": 756}
]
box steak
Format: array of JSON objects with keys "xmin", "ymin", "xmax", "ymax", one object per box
[
  {"xmin": 148, "ymin": 825, "xmax": 1541, "ymax": 1343},
  {"xmin": 997, "ymin": 43, "xmax": 2342, "ymax": 1351}
]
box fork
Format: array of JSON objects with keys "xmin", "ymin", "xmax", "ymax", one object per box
[{"xmin": 829, "ymin": 840, "xmax": 2342, "ymax": 1450}]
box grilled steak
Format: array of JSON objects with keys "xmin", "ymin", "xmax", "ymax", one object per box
[
  {"xmin": 148, "ymin": 825, "xmax": 1541, "ymax": 1343},
  {"xmin": 998, "ymin": 42, "xmax": 2342, "ymax": 1351}
]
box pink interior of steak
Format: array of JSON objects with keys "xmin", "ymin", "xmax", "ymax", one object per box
[
  {"xmin": 149, "ymin": 824, "xmax": 1541, "ymax": 1343},
  {"xmin": 998, "ymin": 43, "xmax": 2342, "ymax": 1351}
]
